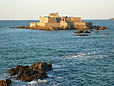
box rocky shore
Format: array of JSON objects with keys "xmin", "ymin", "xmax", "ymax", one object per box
[
  {"xmin": 11, "ymin": 26, "xmax": 57, "ymax": 31},
  {"xmin": 73, "ymin": 26, "xmax": 107, "ymax": 36},
  {"xmin": 0, "ymin": 62, "xmax": 52, "ymax": 86},
  {"xmin": 11, "ymin": 25, "xmax": 107, "ymax": 31},
  {"xmin": 10, "ymin": 25, "xmax": 108, "ymax": 37},
  {"xmin": 0, "ymin": 79, "xmax": 11, "ymax": 86}
]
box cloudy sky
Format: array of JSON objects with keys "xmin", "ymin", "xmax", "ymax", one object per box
[{"xmin": 0, "ymin": 0, "xmax": 114, "ymax": 20}]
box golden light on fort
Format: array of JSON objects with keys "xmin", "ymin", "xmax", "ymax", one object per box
[{"xmin": 30, "ymin": 13, "xmax": 92, "ymax": 30}]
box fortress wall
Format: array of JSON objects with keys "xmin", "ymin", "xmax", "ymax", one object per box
[
  {"xmin": 60, "ymin": 21, "xmax": 68, "ymax": 28},
  {"xmin": 73, "ymin": 22, "xmax": 88, "ymax": 29},
  {"xmin": 30, "ymin": 13, "xmax": 92, "ymax": 30},
  {"xmin": 56, "ymin": 17, "xmax": 61, "ymax": 23},
  {"xmin": 40, "ymin": 17, "xmax": 48, "ymax": 23},
  {"xmin": 40, "ymin": 17, "xmax": 58, "ymax": 23},
  {"xmin": 66, "ymin": 17, "xmax": 81, "ymax": 22},
  {"xmin": 45, "ymin": 23, "xmax": 60, "ymax": 27},
  {"xmin": 73, "ymin": 22, "xmax": 86, "ymax": 25},
  {"xmin": 48, "ymin": 18, "xmax": 57, "ymax": 23}
]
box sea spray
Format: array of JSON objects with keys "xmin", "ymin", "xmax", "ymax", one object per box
[{"xmin": 28, "ymin": 79, "xmax": 48, "ymax": 85}]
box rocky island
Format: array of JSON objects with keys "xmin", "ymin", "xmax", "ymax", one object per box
[
  {"xmin": 13, "ymin": 13, "xmax": 107, "ymax": 31},
  {"xmin": 29, "ymin": 12, "xmax": 92, "ymax": 30}
]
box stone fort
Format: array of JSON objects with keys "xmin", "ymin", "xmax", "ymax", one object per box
[{"xmin": 30, "ymin": 13, "xmax": 92, "ymax": 30}]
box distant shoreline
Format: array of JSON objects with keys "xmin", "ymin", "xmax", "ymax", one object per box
[{"xmin": 110, "ymin": 18, "xmax": 114, "ymax": 20}]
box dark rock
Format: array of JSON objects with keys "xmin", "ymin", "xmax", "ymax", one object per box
[
  {"xmin": 74, "ymin": 30, "xmax": 83, "ymax": 33},
  {"xmin": 0, "ymin": 79, "xmax": 11, "ymax": 86},
  {"xmin": 83, "ymin": 30, "xmax": 91, "ymax": 33},
  {"xmin": 16, "ymin": 67, "xmax": 31, "ymax": 81},
  {"xmin": 7, "ymin": 65, "xmax": 27, "ymax": 76},
  {"xmin": 74, "ymin": 34, "xmax": 89, "ymax": 36},
  {"xmin": 91, "ymin": 26, "xmax": 97, "ymax": 29},
  {"xmin": 7, "ymin": 62, "xmax": 52, "ymax": 82},
  {"xmin": 7, "ymin": 68, "xmax": 18, "ymax": 76},
  {"xmin": 29, "ymin": 70, "xmax": 49, "ymax": 80},
  {"xmin": 74, "ymin": 30, "xmax": 90, "ymax": 33},
  {"xmin": 96, "ymin": 26, "xmax": 107, "ymax": 30},
  {"xmin": 91, "ymin": 26, "xmax": 107, "ymax": 30},
  {"xmin": 16, "ymin": 66, "xmax": 48, "ymax": 81},
  {"xmin": 30, "ymin": 62, "xmax": 52, "ymax": 71}
]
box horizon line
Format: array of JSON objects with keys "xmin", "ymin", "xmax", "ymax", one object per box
[{"xmin": 0, "ymin": 18, "xmax": 111, "ymax": 21}]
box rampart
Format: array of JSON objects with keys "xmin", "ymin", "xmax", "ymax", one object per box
[{"xmin": 30, "ymin": 13, "xmax": 92, "ymax": 30}]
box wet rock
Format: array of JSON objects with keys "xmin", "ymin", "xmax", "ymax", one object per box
[
  {"xmin": 12, "ymin": 26, "xmax": 55, "ymax": 31},
  {"xmin": 0, "ymin": 79, "xmax": 11, "ymax": 86},
  {"xmin": 30, "ymin": 62, "xmax": 52, "ymax": 71},
  {"xmin": 74, "ymin": 30, "xmax": 83, "ymax": 33},
  {"xmin": 7, "ymin": 62, "xmax": 52, "ymax": 82},
  {"xmin": 7, "ymin": 68, "xmax": 18, "ymax": 76},
  {"xmin": 7, "ymin": 65, "xmax": 27, "ymax": 76},
  {"xmin": 74, "ymin": 34, "xmax": 89, "ymax": 36},
  {"xmin": 96, "ymin": 26, "xmax": 107, "ymax": 30},
  {"xmin": 16, "ymin": 67, "xmax": 49, "ymax": 81},
  {"xmin": 91, "ymin": 26, "xmax": 107, "ymax": 30},
  {"xmin": 74, "ymin": 30, "xmax": 90, "ymax": 33},
  {"xmin": 83, "ymin": 30, "xmax": 91, "ymax": 33}
]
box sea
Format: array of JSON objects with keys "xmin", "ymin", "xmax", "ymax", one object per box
[{"xmin": 0, "ymin": 20, "xmax": 114, "ymax": 86}]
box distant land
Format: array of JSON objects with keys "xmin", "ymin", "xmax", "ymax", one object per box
[{"xmin": 110, "ymin": 18, "xmax": 114, "ymax": 20}]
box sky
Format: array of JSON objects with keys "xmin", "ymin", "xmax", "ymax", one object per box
[{"xmin": 0, "ymin": 0, "xmax": 114, "ymax": 20}]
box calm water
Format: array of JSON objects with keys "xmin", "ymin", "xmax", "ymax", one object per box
[{"xmin": 0, "ymin": 20, "xmax": 114, "ymax": 86}]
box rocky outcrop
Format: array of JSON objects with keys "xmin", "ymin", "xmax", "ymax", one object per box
[
  {"xmin": 74, "ymin": 34, "xmax": 89, "ymax": 36},
  {"xmin": 12, "ymin": 26, "xmax": 55, "ymax": 31},
  {"xmin": 8, "ymin": 62, "xmax": 52, "ymax": 82},
  {"xmin": 8, "ymin": 65, "xmax": 29, "ymax": 76},
  {"xmin": 74, "ymin": 30, "xmax": 91, "ymax": 33},
  {"xmin": 0, "ymin": 79, "xmax": 11, "ymax": 86},
  {"xmin": 30, "ymin": 62, "xmax": 52, "ymax": 71},
  {"xmin": 91, "ymin": 26, "xmax": 107, "ymax": 30},
  {"xmin": 11, "ymin": 25, "xmax": 107, "ymax": 31},
  {"xmin": 96, "ymin": 26, "xmax": 107, "ymax": 30}
]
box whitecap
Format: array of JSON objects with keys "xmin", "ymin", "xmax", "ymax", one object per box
[
  {"xmin": 63, "ymin": 53, "xmax": 96, "ymax": 58},
  {"xmin": 52, "ymin": 64, "xmax": 62, "ymax": 68},
  {"xmin": 28, "ymin": 79, "xmax": 48, "ymax": 85},
  {"xmin": 57, "ymin": 76, "xmax": 63, "ymax": 79}
]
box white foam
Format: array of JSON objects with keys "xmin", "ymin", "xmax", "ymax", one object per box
[
  {"xmin": 12, "ymin": 79, "xmax": 22, "ymax": 83},
  {"xmin": 28, "ymin": 79, "xmax": 48, "ymax": 85},
  {"xmin": 57, "ymin": 76, "xmax": 63, "ymax": 79},
  {"xmin": 63, "ymin": 53, "xmax": 96, "ymax": 58}
]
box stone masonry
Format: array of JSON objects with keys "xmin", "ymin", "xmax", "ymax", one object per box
[{"xmin": 30, "ymin": 13, "xmax": 92, "ymax": 30}]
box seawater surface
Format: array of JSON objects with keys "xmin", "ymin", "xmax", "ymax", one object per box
[{"xmin": 0, "ymin": 20, "xmax": 114, "ymax": 86}]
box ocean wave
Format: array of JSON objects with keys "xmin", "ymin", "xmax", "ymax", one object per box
[
  {"xmin": 63, "ymin": 53, "xmax": 95, "ymax": 58},
  {"xmin": 27, "ymin": 79, "xmax": 48, "ymax": 85},
  {"xmin": 62, "ymin": 52, "xmax": 108, "ymax": 59}
]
